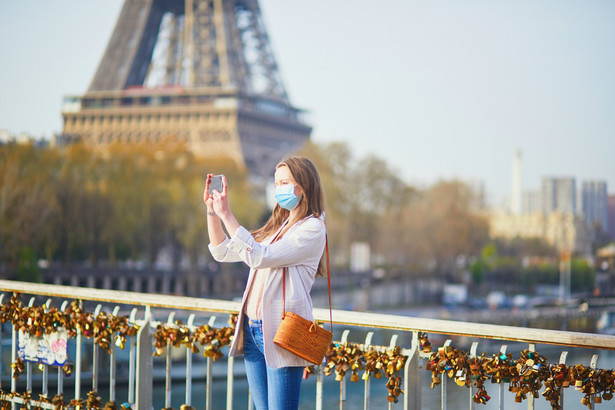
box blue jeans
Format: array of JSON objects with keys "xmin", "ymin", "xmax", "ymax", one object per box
[{"xmin": 243, "ymin": 317, "xmax": 303, "ymax": 410}]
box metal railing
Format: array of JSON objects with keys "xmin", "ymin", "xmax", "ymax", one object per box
[{"xmin": 0, "ymin": 279, "xmax": 614, "ymax": 410}]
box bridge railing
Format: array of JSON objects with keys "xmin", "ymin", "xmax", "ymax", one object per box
[{"xmin": 0, "ymin": 279, "xmax": 614, "ymax": 410}]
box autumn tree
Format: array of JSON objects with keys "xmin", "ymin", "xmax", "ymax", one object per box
[
  {"xmin": 388, "ymin": 180, "xmax": 489, "ymax": 278},
  {"xmin": 0, "ymin": 143, "xmax": 56, "ymax": 270}
]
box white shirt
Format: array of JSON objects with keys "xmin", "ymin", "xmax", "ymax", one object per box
[{"xmin": 208, "ymin": 214, "xmax": 326, "ymax": 368}]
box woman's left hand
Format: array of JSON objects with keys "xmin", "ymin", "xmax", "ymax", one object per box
[
  {"xmin": 211, "ymin": 175, "xmax": 241, "ymax": 236},
  {"xmin": 210, "ymin": 175, "xmax": 231, "ymax": 219}
]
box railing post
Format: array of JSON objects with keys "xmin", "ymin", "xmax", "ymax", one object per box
[
  {"xmin": 206, "ymin": 316, "xmax": 216, "ymax": 410},
  {"xmin": 440, "ymin": 339, "xmax": 452, "ymax": 410},
  {"xmin": 387, "ymin": 334, "xmax": 399, "ymax": 410},
  {"xmin": 93, "ymin": 304, "xmax": 102, "ymax": 394},
  {"xmin": 226, "ymin": 356, "xmax": 235, "ymax": 410},
  {"xmin": 404, "ymin": 331, "xmax": 422, "ymax": 410},
  {"xmin": 136, "ymin": 307, "xmax": 153, "ymax": 410},
  {"xmin": 110, "ymin": 306, "xmax": 121, "ymax": 403},
  {"xmin": 559, "ymin": 351, "xmax": 568, "ymax": 410},
  {"xmin": 42, "ymin": 358, "xmax": 48, "ymax": 401},
  {"xmin": 75, "ymin": 302, "xmax": 83, "ymax": 406},
  {"xmin": 226, "ymin": 312, "xmax": 236, "ymax": 410},
  {"xmin": 185, "ymin": 313, "xmax": 196, "ymax": 407},
  {"xmin": 469, "ymin": 342, "xmax": 479, "ymax": 410},
  {"xmin": 128, "ymin": 308, "xmax": 138, "ymax": 405},
  {"xmin": 363, "ymin": 332, "xmax": 374, "ymax": 410},
  {"xmin": 527, "ymin": 343, "xmax": 535, "ymax": 410},
  {"xmin": 41, "ymin": 299, "xmax": 52, "ymax": 401},
  {"xmin": 165, "ymin": 311, "xmax": 176, "ymax": 409},
  {"xmin": 59, "ymin": 301, "xmax": 70, "ymax": 398},
  {"xmin": 11, "ymin": 322, "xmax": 17, "ymax": 410},
  {"xmin": 339, "ymin": 330, "xmax": 350, "ymax": 410},
  {"xmin": 25, "ymin": 361, "xmax": 32, "ymax": 400},
  {"xmin": 315, "ymin": 361, "xmax": 324, "ymax": 410},
  {"xmin": 26, "ymin": 298, "xmax": 35, "ymax": 400},
  {"xmin": 498, "ymin": 345, "xmax": 508, "ymax": 410},
  {"xmin": 590, "ymin": 354, "xmax": 599, "ymax": 408}
]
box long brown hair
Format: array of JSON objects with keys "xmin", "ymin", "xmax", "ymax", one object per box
[{"xmin": 252, "ymin": 156, "xmax": 327, "ymax": 275}]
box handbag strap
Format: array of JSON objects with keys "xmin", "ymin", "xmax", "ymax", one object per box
[{"xmin": 282, "ymin": 236, "xmax": 333, "ymax": 332}]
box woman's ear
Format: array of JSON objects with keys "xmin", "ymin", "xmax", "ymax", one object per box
[{"xmin": 294, "ymin": 184, "xmax": 304, "ymax": 197}]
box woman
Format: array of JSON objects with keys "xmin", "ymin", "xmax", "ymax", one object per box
[{"xmin": 204, "ymin": 156, "xmax": 327, "ymax": 410}]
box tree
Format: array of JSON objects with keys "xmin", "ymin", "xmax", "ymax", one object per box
[
  {"xmin": 571, "ymin": 258, "xmax": 595, "ymax": 294},
  {"xmin": 0, "ymin": 144, "xmax": 56, "ymax": 268},
  {"xmin": 297, "ymin": 142, "xmax": 355, "ymax": 266},
  {"xmin": 17, "ymin": 246, "xmax": 41, "ymax": 283},
  {"xmin": 402, "ymin": 180, "xmax": 489, "ymax": 278}
]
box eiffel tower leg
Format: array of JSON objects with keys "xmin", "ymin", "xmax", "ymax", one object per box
[{"xmin": 89, "ymin": 0, "xmax": 174, "ymax": 91}]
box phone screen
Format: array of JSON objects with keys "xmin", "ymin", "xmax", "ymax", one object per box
[{"xmin": 208, "ymin": 175, "xmax": 223, "ymax": 194}]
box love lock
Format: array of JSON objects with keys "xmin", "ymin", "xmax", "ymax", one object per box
[{"xmin": 87, "ymin": 390, "xmax": 102, "ymax": 409}]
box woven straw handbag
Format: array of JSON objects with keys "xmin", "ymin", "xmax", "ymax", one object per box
[{"xmin": 273, "ymin": 239, "xmax": 333, "ymax": 365}]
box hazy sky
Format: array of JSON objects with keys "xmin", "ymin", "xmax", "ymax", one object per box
[{"xmin": 1, "ymin": 0, "xmax": 614, "ymax": 206}]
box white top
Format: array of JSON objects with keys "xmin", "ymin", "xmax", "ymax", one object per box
[
  {"xmin": 244, "ymin": 220, "xmax": 288, "ymax": 320},
  {"xmin": 208, "ymin": 214, "xmax": 326, "ymax": 368}
]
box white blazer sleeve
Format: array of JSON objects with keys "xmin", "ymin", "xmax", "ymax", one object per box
[
  {"xmin": 225, "ymin": 216, "xmax": 325, "ymax": 270},
  {"xmin": 208, "ymin": 235, "xmax": 243, "ymax": 263}
]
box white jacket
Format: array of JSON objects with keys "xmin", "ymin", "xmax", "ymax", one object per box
[{"xmin": 208, "ymin": 214, "xmax": 326, "ymax": 368}]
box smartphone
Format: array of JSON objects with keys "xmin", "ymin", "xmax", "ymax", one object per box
[{"xmin": 208, "ymin": 174, "xmax": 223, "ymax": 195}]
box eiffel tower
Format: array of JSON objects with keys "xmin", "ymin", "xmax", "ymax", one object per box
[{"xmin": 61, "ymin": 0, "xmax": 311, "ymax": 177}]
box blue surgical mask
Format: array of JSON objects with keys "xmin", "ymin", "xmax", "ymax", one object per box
[{"xmin": 275, "ymin": 184, "xmax": 302, "ymax": 210}]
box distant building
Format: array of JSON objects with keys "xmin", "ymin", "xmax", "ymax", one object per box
[
  {"xmin": 541, "ymin": 177, "xmax": 576, "ymax": 215},
  {"xmin": 464, "ymin": 178, "xmax": 487, "ymax": 210},
  {"xmin": 511, "ymin": 150, "xmax": 522, "ymax": 214},
  {"xmin": 488, "ymin": 211, "xmax": 592, "ymax": 254},
  {"xmin": 608, "ymin": 195, "xmax": 615, "ymax": 240},
  {"xmin": 0, "ymin": 129, "xmax": 10, "ymax": 143},
  {"xmin": 581, "ymin": 181, "xmax": 609, "ymax": 232},
  {"xmin": 522, "ymin": 190, "xmax": 541, "ymax": 214},
  {"xmin": 0, "ymin": 130, "xmax": 49, "ymax": 147}
]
